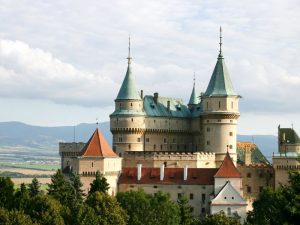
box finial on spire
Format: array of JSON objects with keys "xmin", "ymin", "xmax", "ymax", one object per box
[
  {"xmin": 193, "ymin": 72, "xmax": 196, "ymax": 87},
  {"xmin": 127, "ymin": 35, "xmax": 132, "ymax": 64},
  {"xmin": 219, "ymin": 26, "xmax": 223, "ymax": 57}
]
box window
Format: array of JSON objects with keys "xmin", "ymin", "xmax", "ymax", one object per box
[
  {"xmin": 113, "ymin": 146, "xmax": 116, "ymax": 152},
  {"xmin": 153, "ymin": 186, "xmax": 158, "ymax": 188},
  {"xmin": 119, "ymin": 153, "xmax": 122, "ymax": 157},
  {"xmin": 130, "ymin": 103, "xmax": 133, "ymax": 107},
  {"xmin": 160, "ymin": 144, "xmax": 163, "ymax": 150},
  {"xmin": 137, "ymin": 138, "xmax": 141, "ymax": 142},
  {"xmin": 201, "ymin": 208, "xmax": 205, "ymax": 213},
  {"xmin": 118, "ymin": 137, "xmax": 123, "ymax": 142},
  {"xmin": 247, "ymin": 173, "xmax": 251, "ymax": 178},
  {"xmin": 190, "ymin": 207, "xmax": 194, "ymax": 213},
  {"xmin": 206, "ymin": 102, "xmax": 208, "ymax": 109},
  {"xmin": 201, "ymin": 194, "xmax": 206, "ymax": 203},
  {"xmin": 207, "ymin": 120, "xmax": 209, "ymax": 123},
  {"xmin": 146, "ymin": 138, "xmax": 150, "ymax": 143},
  {"xmin": 164, "ymin": 138, "xmax": 167, "ymax": 143},
  {"xmin": 190, "ymin": 193, "xmax": 194, "ymax": 200},
  {"xmin": 227, "ymin": 207, "xmax": 231, "ymax": 215},
  {"xmin": 232, "ymin": 197, "xmax": 234, "ymax": 199},
  {"xmin": 207, "ymin": 141, "xmax": 210, "ymax": 145},
  {"xmin": 259, "ymin": 186, "xmax": 263, "ymax": 192},
  {"xmin": 170, "ymin": 145, "xmax": 172, "ymax": 150},
  {"xmin": 92, "ymin": 162, "xmax": 93, "ymax": 167},
  {"xmin": 218, "ymin": 119, "xmax": 221, "ymax": 122},
  {"xmin": 154, "ymin": 120, "xmax": 156, "ymax": 123},
  {"xmin": 177, "ymin": 145, "xmax": 180, "ymax": 150},
  {"xmin": 247, "ymin": 186, "xmax": 252, "ymax": 193},
  {"xmin": 128, "ymin": 144, "xmax": 131, "ymax": 150},
  {"xmin": 207, "ymin": 127, "xmax": 210, "ymax": 132},
  {"xmin": 229, "ymin": 132, "xmax": 233, "ymax": 136},
  {"xmin": 178, "ymin": 193, "xmax": 182, "ymax": 199},
  {"xmin": 154, "ymin": 144, "xmax": 156, "ymax": 150},
  {"xmin": 131, "ymin": 118, "xmax": 133, "ymax": 122},
  {"xmin": 173, "ymin": 138, "xmax": 176, "ymax": 143},
  {"xmin": 229, "ymin": 145, "xmax": 233, "ymax": 149},
  {"xmin": 219, "ymin": 101, "xmax": 221, "ymax": 108}
]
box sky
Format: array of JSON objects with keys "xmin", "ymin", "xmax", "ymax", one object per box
[{"xmin": 0, "ymin": 0, "xmax": 299, "ymax": 135}]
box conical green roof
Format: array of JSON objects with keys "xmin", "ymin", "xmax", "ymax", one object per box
[
  {"xmin": 204, "ymin": 54, "xmax": 238, "ymax": 97},
  {"xmin": 116, "ymin": 63, "xmax": 141, "ymax": 100},
  {"xmin": 188, "ymin": 84, "xmax": 198, "ymax": 105}
]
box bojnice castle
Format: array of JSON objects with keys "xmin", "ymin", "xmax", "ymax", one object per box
[{"xmin": 59, "ymin": 30, "xmax": 300, "ymax": 223}]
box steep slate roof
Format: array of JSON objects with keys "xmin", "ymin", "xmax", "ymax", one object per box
[
  {"xmin": 188, "ymin": 84, "xmax": 198, "ymax": 105},
  {"xmin": 119, "ymin": 167, "xmax": 218, "ymax": 185},
  {"xmin": 80, "ymin": 128, "xmax": 117, "ymax": 157},
  {"xmin": 214, "ymin": 152, "xmax": 241, "ymax": 178},
  {"xmin": 116, "ymin": 62, "xmax": 141, "ymax": 100},
  {"xmin": 279, "ymin": 128, "xmax": 300, "ymax": 144},
  {"xmin": 143, "ymin": 95, "xmax": 191, "ymax": 118},
  {"xmin": 204, "ymin": 53, "xmax": 238, "ymax": 97}
]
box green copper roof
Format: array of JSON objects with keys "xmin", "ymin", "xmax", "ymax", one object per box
[
  {"xmin": 279, "ymin": 128, "xmax": 300, "ymax": 144},
  {"xmin": 188, "ymin": 84, "xmax": 198, "ymax": 105},
  {"xmin": 237, "ymin": 146, "xmax": 270, "ymax": 165},
  {"xmin": 116, "ymin": 63, "xmax": 141, "ymax": 100},
  {"xmin": 204, "ymin": 54, "xmax": 238, "ymax": 97}
]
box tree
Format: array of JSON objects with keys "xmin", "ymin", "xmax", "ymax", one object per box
[
  {"xmin": 149, "ymin": 191, "xmax": 180, "ymax": 225},
  {"xmin": 117, "ymin": 189, "xmax": 180, "ymax": 225},
  {"xmin": 25, "ymin": 195, "xmax": 65, "ymax": 225},
  {"xmin": 28, "ymin": 177, "xmax": 41, "ymax": 197},
  {"xmin": 14, "ymin": 183, "xmax": 30, "ymax": 210},
  {"xmin": 194, "ymin": 211, "xmax": 241, "ymax": 225},
  {"xmin": 117, "ymin": 189, "xmax": 152, "ymax": 225},
  {"xmin": 70, "ymin": 173, "xmax": 84, "ymax": 204},
  {"xmin": 48, "ymin": 169, "xmax": 73, "ymax": 206},
  {"xmin": 0, "ymin": 177, "xmax": 15, "ymax": 209},
  {"xmin": 247, "ymin": 171, "xmax": 300, "ymax": 225},
  {"xmin": 86, "ymin": 191, "xmax": 128, "ymax": 225},
  {"xmin": 88, "ymin": 171, "xmax": 110, "ymax": 195},
  {"xmin": 0, "ymin": 208, "xmax": 35, "ymax": 225},
  {"xmin": 177, "ymin": 195, "xmax": 193, "ymax": 225},
  {"xmin": 72, "ymin": 203, "xmax": 99, "ymax": 225}
]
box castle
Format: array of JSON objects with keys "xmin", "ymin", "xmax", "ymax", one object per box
[{"xmin": 59, "ymin": 30, "xmax": 299, "ymax": 222}]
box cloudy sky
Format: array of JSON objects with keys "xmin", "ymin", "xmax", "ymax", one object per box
[{"xmin": 0, "ymin": 0, "xmax": 299, "ymax": 135}]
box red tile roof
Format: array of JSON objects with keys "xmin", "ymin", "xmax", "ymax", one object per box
[
  {"xmin": 80, "ymin": 128, "xmax": 117, "ymax": 157},
  {"xmin": 214, "ymin": 152, "xmax": 241, "ymax": 178},
  {"xmin": 118, "ymin": 167, "xmax": 218, "ymax": 185}
]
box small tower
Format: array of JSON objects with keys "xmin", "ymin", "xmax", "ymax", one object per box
[
  {"xmin": 201, "ymin": 27, "xmax": 240, "ymax": 166},
  {"xmin": 188, "ymin": 74, "xmax": 199, "ymax": 111},
  {"xmin": 110, "ymin": 37, "xmax": 145, "ymax": 157}
]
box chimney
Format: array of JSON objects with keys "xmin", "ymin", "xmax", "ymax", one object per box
[
  {"xmin": 183, "ymin": 165, "xmax": 188, "ymax": 181},
  {"xmin": 140, "ymin": 90, "xmax": 143, "ymax": 99},
  {"xmin": 154, "ymin": 92, "xmax": 158, "ymax": 104},
  {"xmin": 245, "ymin": 145, "xmax": 252, "ymax": 166},
  {"xmin": 137, "ymin": 164, "xmax": 142, "ymax": 181},
  {"xmin": 160, "ymin": 164, "xmax": 165, "ymax": 181},
  {"xmin": 167, "ymin": 100, "xmax": 170, "ymax": 111}
]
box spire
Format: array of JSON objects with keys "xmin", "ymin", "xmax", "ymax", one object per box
[
  {"xmin": 204, "ymin": 27, "xmax": 238, "ymax": 97},
  {"xmin": 188, "ymin": 73, "xmax": 198, "ymax": 105},
  {"xmin": 214, "ymin": 152, "xmax": 241, "ymax": 178},
  {"xmin": 218, "ymin": 26, "xmax": 223, "ymax": 58},
  {"xmin": 116, "ymin": 36, "xmax": 141, "ymax": 100}
]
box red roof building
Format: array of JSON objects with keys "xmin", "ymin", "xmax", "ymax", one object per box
[
  {"xmin": 80, "ymin": 128, "xmax": 117, "ymax": 157},
  {"xmin": 214, "ymin": 152, "xmax": 241, "ymax": 178}
]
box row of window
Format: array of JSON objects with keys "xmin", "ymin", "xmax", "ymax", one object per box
[{"xmin": 206, "ymin": 101, "xmax": 235, "ymax": 110}]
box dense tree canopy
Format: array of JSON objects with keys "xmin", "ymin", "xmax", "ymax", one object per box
[
  {"xmin": 247, "ymin": 171, "xmax": 300, "ymax": 225},
  {"xmin": 0, "ymin": 177, "xmax": 15, "ymax": 209},
  {"xmin": 89, "ymin": 171, "xmax": 110, "ymax": 195}
]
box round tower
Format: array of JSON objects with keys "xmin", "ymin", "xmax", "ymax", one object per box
[
  {"xmin": 201, "ymin": 27, "xmax": 240, "ymax": 166},
  {"xmin": 110, "ymin": 37, "xmax": 145, "ymax": 157}
]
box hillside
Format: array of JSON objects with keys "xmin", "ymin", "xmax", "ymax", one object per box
[{"xmin": 0, "ymin": 121, "xmax": 277, "ymax": 163}]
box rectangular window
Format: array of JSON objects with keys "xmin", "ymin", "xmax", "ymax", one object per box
[
  {"xmin": 207, "ymin": 141, "xmax": 210, "ymax": 145},
  {"xmin": 164, "ymin": 138, "xmax": 167, "ymax": 143},
  {"xmin": 219, "ymin": 101, "xmax": 221, "ymax": 108},
  {"xmin": 190, "ymin": 193, "xmax": 194, "ymax": 200},
  {"xmin": 118, "ymin": 137, "xmax": 123, "ymax": 142},
  {"xmin": 201, "ymin": 194, "xmax": 206, "ymax": 203},
  {"xmin": 178, "ymin": 193, "xmax": 182, "ymax": 199},
  {"xmin": 247, "ymin": 173, "xmax": 251, "ymax": 178},
  {"xmin": 201, "ymin": 208, "xmax": 205, "ymax": 213},
  {"xmin": 259, "ymin": 186, "xmax": 263, "ymax": 192},
  {"xmin": 247, "ymin": 186, "xmax": 252, "ymax": 193},
  {"xmin": 146, "ymin": 138, "xmax": 150, "ymax": 143},
  {"xmin": 137, "ymin": 138, "xmax": 141, "ymax": 142},
  {"xmin": 229, "ymin": 132, "xmax": 233, "ymax": 136},
  {"xmin": 207, "ymin": 127, "xmax": 210, "ymax": 132}
]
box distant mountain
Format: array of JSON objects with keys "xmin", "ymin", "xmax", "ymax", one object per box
[{"xmin": 0, "ymin": 121, "xmax": 277, "ymax": 163}]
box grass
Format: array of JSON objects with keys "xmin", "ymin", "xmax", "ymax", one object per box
[{"xmin": 0, "ymin": 162, "xmax": 60, "ymax": 171}]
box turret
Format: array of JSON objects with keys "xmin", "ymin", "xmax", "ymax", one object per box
[
  {"xmin": 110, "ymin": 37, "xmax": 145, "ymax": 157},
  {"xmin": 201, "ymin": 27, "xmax": 240, "ymax": 166},
  {"xmin": 188, "ymin": 74, "xmax": 199, "ymax": 111}
]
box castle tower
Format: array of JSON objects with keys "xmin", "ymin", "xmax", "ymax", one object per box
[
  {"xmin": 110, "ymin": 37, "xmax": 146, "ymax": 157},
  {"xmin": 201, "ymin": 27, "xmax": 240, "ymax": 166}
]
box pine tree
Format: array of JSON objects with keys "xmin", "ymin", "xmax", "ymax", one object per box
[
  {"xmin": 28, "ymin": 177, "xmax": 41, "ymax": 197},
  {"xmin": 14, "ymin": 183, "xmax": 30, "ymax": 210},
  {"xmin": 48, "ymin": 169, "xmax": 73, "ymax": 206},
  {"xmin": 70, "ymin": 173, "xmax": 84, "ymax": 204},
  {"xmin": 0, "ymin": 177, "xmax": 15, "ymax": 209},
  {"xmin": 89, "ymin": 171, "xmax": 110, "ymax": 195}
]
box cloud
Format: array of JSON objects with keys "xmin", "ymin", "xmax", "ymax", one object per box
[{"xmin": 0, "ymin": 39, "xmax": 118, "ymax": 106}]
